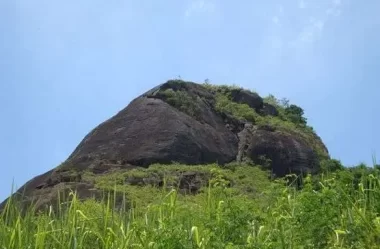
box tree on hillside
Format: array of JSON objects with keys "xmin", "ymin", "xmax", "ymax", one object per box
[{"xmin": 285, "ymin": 104, "xmax": 307, "ymax": 125}]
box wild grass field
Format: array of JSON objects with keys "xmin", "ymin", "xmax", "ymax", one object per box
[{"xmin": 1, "ymin": 160, "xmax": 380, "ymax": 249}]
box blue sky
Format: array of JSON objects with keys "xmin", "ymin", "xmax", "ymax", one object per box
[{"xmin": 0, "ymin": 0, "xmax": 379, "ymax": 202}]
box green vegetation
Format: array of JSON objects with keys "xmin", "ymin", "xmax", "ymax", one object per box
[
  {"xmin": 203, "ymin": 83, "xmax": 328, "ymax": 159},
  {"xmin": 214, "ymin": 93, "xmax": 259, "ymax": 123},
  {"xmin": 2, "ymin": 162, "xmax": 380, "ymax": 248},
  {"xmin": 202, "ymin": 81, "xmax": 243, "ymax": 94},
  {"xmin": 263, "ymin": 94, "xmax": 309, "ymax": 127},
  {"xmin": 159, "ymin": 88, "xmax": 201, "ymax": 119}
]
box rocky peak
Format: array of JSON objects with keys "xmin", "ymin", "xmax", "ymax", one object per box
[{"xmin": 0, "ymin": 79, "xmax": 329, "ymax": 211}]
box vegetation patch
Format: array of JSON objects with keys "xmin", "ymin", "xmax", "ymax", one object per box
[
  {"xmin": 2, "ymin": 162, "xmax": 380, "ymax": 248},
  {"xmin": 159, "ymin": 88, "xmax": 202, "ymax": 119},
  {"xmin": 80, "ymin": 163, "xmax": 280, "ymax": 210},
  {"xmin": 203, "ymin": 82, "xmax": 328, "ymax": 159},
  {"xmin": 214, "ymin": 93, "xmax": 259, "ymax": 123}
]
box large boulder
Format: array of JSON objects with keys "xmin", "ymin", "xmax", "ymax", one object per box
[
  {"xmin": 245, "ymin": 126, "xmax": 319, "ymax": 177},
  {"xmin": 0, "ymin": 80, "xmax": 329, "ymax": 211},
  {"xmin": 66, "ymin": 96, "xmax": 238, "ymax": 170},
  {"xmin": 230, "ymin": 89, "xmax": 264, "ymax": 111}
]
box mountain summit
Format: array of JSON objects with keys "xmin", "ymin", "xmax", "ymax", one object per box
[{"xmin": 1, "ymin": 80, "xmax": 329, "ymax": 210}]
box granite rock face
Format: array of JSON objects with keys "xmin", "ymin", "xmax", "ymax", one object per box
[
  {"xmin": 0, "ymin": 80, "xmax": 329, "ymax": 211},
  {"xmin": 230, "ymin": 89, "xmax": 263, "ymax": 111},
  {"xmin": 245, "ymin": 127, "xmax": 319, "ymax": 177}
]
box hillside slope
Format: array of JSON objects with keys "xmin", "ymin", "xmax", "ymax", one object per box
[{"xmin": 0, "ymin": 80, "xmax": 329, "ymax": 210}]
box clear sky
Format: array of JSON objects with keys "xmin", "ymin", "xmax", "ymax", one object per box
[{"xmin": 1, "ymin": 0, "xmax": 379, "ymax": 202}]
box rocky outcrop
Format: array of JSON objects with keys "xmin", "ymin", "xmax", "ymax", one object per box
[
  {"xmin": 125, "ymin": 171, "xmax": 208, "ymax": 194},
  {"xmin": 0, "ymin": 80, "xmax": 329, "ymax": 211},
  {"xmin": 246, "ymin": 127, "xmax": 319, "ymax": 177},
  {"xmin": 230, "ymin": 89, "xmax": 263, "ymax": 111},
  {"xmin": 261, "ymin": 103, "xmax": 279, "ymax": 116},
  {"xmin": 65, "ymin": 96, "xmax": 238, "ymax": 170}
]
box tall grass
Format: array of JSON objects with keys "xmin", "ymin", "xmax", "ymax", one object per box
[{"xmin": 1, "ymin": 163, "xmax": 380, "ymax": 248}]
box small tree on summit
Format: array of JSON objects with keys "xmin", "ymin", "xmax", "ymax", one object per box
[{"xmin": 285, "ymin": 104, "xmax": 307, "ymax": 125}]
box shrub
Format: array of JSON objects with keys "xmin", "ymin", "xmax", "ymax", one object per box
[
  {"xmin": 214, "ymin": 93, "xmax": 259, "ymax": 123},
  {"xmin": 320, "ymin": 158, "xmax": 345, "ymax": 173},
  {"xmin": 160, "ymin": 89, "xmax": 201, "ymax": 118},
  {"xmin": 284, "ymin": 104, "xmax": 307, "ymax": 125}
]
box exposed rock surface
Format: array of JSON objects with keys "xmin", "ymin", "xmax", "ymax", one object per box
[
  {"xmin": 246, "ymin": 128, "xmax": 319, "ymax": 177},
  {"xmin": 66, "ymin": 96, "xmax": 238, "ymax": 170},
  {"xmin": 0, "ymin": 80, "xmax": 329, "ymax": 211},
  {"xmin": 230, "ymin": 89, "xmax": 263, "ymax": 111},
  {"xmin": 261, "ymin": 103, "xmax": 279, "ymax": 116}
]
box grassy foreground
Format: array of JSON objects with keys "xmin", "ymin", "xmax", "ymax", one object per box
[{"xmin": 1, "ymin": 163, "xmax": 380, "ymax": 249}]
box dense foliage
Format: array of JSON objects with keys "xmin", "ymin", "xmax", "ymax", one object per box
[{"xmin": 2, "ymin": 161, "xmax": 380, "ymax": 249}]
